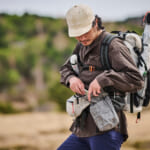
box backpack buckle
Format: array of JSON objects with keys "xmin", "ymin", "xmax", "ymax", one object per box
[{"xmin": 89, "ymin": 66, "xmax": 95, "ymax": 72}]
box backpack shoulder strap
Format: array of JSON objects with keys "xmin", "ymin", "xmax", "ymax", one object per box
[{"xmin": 100, "ymin": 33, "xmax": 118, "ymax": 70}]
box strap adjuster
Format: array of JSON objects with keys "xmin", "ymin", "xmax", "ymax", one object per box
[{"xmin": 89, "ymin": 66, "xmax": 95, "ymax": 72}]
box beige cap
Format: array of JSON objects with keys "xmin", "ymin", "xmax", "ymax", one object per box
[{"xmin": 66, "ymin": 4, "xmax": 95, "ymax": 37}]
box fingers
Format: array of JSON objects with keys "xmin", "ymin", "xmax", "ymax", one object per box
[
  {"xmin": 69, "ymin": 77, "xmax": 85, "ymax": 95},
  {"xmin": 78, "ymin": 83, "xmax": 85, "ymax": 95},
  {"xmin": 88, "ymin": 88, "xmax": 92, "ymax": 102},
  {"xmin": 88, "ymin": 88, "xmax": 100, "ymax": 101},
  {"xmin": 93, "ymin": 90, "xmax": 99, "ymax": 97},
  {"xmin": 71, "ymin": 85, "xmax": 84, "ymax": 95},
  {"xmin": 88, "ymin": 79, "xmax": 101, "ymax": 101}
]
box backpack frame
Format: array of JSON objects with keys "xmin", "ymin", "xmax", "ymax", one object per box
[{"xmin": 100, "ymin": 32, "xmax": 150, "ymax": 117}]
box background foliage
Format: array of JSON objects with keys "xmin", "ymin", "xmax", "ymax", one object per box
[{"xmin": 0, "ymin": 13, "xmax": 144, "ymax": 112}]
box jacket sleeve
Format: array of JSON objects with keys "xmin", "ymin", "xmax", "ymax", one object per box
[
  {"xmin": 59, "ymin": 43, "xmax": 80, "ymax": 87},
  {"xmin": 96, "ymin": 38, "xmax": 144, "ymax": 92}
]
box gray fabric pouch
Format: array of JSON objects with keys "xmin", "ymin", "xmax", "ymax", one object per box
[{"xmin": 90, "ymin": 96, "xmax": 119, "ymax": 131}]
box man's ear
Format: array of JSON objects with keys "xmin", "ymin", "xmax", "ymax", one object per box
[{"xmin": 95, "ymin": 18, "xmax": 99, "ymax": 29}]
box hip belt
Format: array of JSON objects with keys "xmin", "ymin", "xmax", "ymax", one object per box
[{"xmin": 66, "ymin": 92, "xmax": 120, "ymax": 132}]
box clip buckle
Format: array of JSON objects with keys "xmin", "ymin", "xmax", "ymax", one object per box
[{"xmin": 89, "ymin": 66, "xmax": 95, "ymax": 72}]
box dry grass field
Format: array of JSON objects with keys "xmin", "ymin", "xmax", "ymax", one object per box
[{"xmin": 0, "ymin": 110, "xmax": 149, "ymax": 150}]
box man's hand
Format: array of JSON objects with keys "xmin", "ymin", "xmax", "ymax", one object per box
[
  {"xmin": 69, "ymin": 77, "xmax": 85, "ymax": 95},
  {"xmin": 88, "ymin": 79, "xmax": 101, "ymax": 101}
]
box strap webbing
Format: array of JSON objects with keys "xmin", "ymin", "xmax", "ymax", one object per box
[
  {"xmin": 100, "ymin": 34, "xmax": 118, "ymax": 70},
  {"xmin": 130, "ymin": 93, "xmax": 134, "ymax": 113}
]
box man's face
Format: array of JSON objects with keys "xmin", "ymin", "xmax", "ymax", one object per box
[{"xmin": 75, "ymin": 26, "xmax": 98, "ymax": 46}]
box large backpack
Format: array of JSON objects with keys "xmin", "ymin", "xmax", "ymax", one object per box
[{"xmin": 99, "ymin": 31, "xmax": 150, "ymax": 120}]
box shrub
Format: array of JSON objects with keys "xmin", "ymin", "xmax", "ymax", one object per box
[
  {"xmin": 49, "ymin": 81, "xmax": 73, "ymax": 111},
  {"xmin": 0, "ymin": 102, "xmax": 18, "ymax": 114}
]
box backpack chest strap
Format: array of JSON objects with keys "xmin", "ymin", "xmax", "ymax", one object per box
[{"xmin": 80, "ymin": 64, "xmax": 104, "ymax": 72}]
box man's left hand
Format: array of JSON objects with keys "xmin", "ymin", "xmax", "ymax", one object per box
[{"xmin": 88, "ymin": 79, "xmax": 101, "ymax": 101}]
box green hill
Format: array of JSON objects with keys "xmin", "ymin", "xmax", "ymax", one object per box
[{"xmin": 0, "ymin": 13, "xmax": 144, "ymax": 113}]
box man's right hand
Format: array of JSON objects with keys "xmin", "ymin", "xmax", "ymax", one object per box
[{"xmin": 69, "ymin": 77, "xmax": 85, "ymax": 95}]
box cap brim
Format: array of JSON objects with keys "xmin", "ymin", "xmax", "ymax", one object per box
[{"xmin": 68, "ymin": 23, "xmax": 92, "ymax": 37}]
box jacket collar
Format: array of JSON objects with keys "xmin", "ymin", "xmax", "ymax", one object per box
[{"xmin": 80, "ymin": 30, "xmax": 106, "ymax": 56}]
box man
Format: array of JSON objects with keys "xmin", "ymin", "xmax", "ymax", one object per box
[{"xmin": 58, "ymin": 4, "xmax": 144, "ymax": 150}]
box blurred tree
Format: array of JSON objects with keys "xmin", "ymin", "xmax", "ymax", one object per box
[
  {"xmin": 0, "ymin": 13, "xmax": 144, "ymax": 113},
  {"xmin": 0, "ymin": 24, "xmax": 8, "ymax": 47},
  {"xmin": 49, "ymin": 80, "xmax": 73, "ymax": 111}
]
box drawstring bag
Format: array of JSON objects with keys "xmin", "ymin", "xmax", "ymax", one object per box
[{"xmin": 90, "ymin": 96, "xmax": 119, "ymax": 131}]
